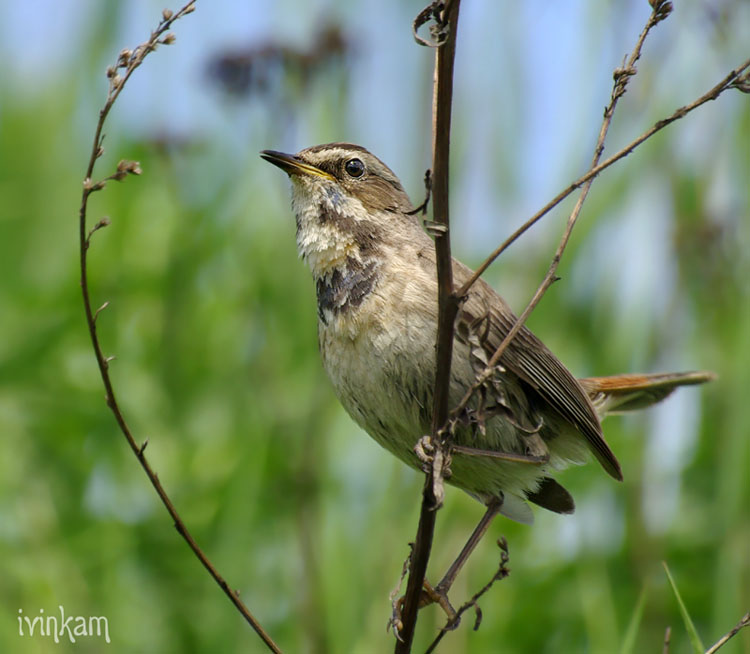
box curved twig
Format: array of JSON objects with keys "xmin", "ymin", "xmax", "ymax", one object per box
[
  {"xmin": 459, "ymin": 61, "xmax": 750, "ymax": 296},
  {"xmin": 451, "ymin": 41, "xmax": 750, "ymax": 424},
  {"xmin": 424, "ymin": 538, "xmax": 510, "ymax": 654},
  {"xmin": 704, "ymin": 612, "xmax": 750, "ymax": 654},
  {"xmin": 77, "ymin": 3, "xmax": 282, "ymax": 653}
]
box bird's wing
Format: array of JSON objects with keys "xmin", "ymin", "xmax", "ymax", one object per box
[{"xmin": 452, "ymin": 259, "xmax": 623, "ymax": 481}]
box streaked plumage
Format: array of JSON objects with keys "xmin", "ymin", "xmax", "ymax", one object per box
[{"xmin": 261, "ymin": 143, "xmax": 714, "ymax": 524}]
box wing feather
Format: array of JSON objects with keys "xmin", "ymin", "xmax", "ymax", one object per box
[{"xmin": 453, "ymin": 259, "xmax": 623, "ymax": 481}]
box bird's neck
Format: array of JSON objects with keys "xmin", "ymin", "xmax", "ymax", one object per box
[{"xmin": 291, "ymin": 181, "xmax": 381, "ymax": 323}]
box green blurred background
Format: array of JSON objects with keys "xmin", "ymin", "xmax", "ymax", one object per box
[{"xmin": 1, "ymin": 1, "xmax": 748, "ymax": 652}]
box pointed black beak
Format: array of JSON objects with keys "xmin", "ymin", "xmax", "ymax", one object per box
[{"xmin": 260, "ymin": 150, "xmax": 334, "ymax": 180}]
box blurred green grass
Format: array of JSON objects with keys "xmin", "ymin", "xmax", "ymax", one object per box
[{"xmin": 1, "ymin": 3, "xmax": 749, "ymax": 653}]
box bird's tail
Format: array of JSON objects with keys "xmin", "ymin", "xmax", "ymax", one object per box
[{"xmin": 578, "ymin": 370, "xmax": 716, "ymax": 418}]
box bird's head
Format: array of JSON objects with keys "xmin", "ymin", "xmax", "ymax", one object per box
[{"xmin": 261, "ymin": 143, "xmax": 416, "ymax": 278}]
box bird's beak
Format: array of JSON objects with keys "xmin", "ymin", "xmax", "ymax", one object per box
[{"xmin": 260, "ymin": 150, "xmax": 335, "ymax": 181}]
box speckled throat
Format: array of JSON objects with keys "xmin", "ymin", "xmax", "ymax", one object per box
[{"xmin": 315, "ymin": 257, "xmax": 379, "ymax": 323}]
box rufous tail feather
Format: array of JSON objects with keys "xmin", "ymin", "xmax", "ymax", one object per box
[{"xmin": 578, "ymin": 370, "xmax": 716, "ymax": 418}]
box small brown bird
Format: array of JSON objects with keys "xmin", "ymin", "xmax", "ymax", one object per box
[{"xmin": 260, "ymin": 142, "xmax": 714, "ymax": 525}]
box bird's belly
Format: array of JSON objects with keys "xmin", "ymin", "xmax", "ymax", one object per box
[
  {"xmin": 317, "ymin": 298, "xmax": 548, "ymax": 500},
  {"xmin": 319, "ymin": 304, "xmax": 435, "ymax": 465}
]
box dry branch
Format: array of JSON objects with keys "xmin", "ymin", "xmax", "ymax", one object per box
[
  {"xmin": 451, "ymin": 41, "xmax": 750, "ymax": 425},
  {"xmin": 423, "ymin": 538, "xmax": 510, "ymax": 654},
  {"xmin": 77, "ymin": 3, "xmax": 282, "ymax": 653},
  {"xmin": 395, "ymin": 2, "xmax": 462, "ymax": 652},
  {"xmin": 458, "ymin": 62, "xmax": 750, "ymax": 297},
  {"xmin": 459, "ymin": 0, "xmax": 667, "ymax": 385},
  {"xmin": 663, "ymin": 626, "xmax": 672, "ymax": 654},
  {"xmin": 704, "ymin": 612, "xmax": 750, "ymax": 654}
]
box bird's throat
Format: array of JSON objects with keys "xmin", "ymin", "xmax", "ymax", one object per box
[
  {"xmin": 315, "ymin": 257, "xmax": 379, "ymax": 324},
  {"xmin": 290, "ymin": 176, "xmax": 384, "ymax": 322}
]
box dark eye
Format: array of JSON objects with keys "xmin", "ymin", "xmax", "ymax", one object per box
[{"xmin": 344, "ymin": 158, "xmax": 365, "ymax": 178}]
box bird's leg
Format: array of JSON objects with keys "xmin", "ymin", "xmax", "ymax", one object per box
[
  {"xmin": 390, "ymin": 498, "xmax": 503, "ymax": 633},
  {"xmin": 435, "ymin": 497, "xmax": 503, "ymax": 598},
  {"xmin": 414, "ymin": 496, "xmax": 503, "ymax": 627}
]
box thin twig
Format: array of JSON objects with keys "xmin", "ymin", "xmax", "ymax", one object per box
[
  {"xmin": 663, "ymin": 626, "xmax": 672, "ymax": 654},
  {"xmin": 405, "ymin": 169, "xmax": 433, "ymax": 216},
  {"xmin": 458, "ymin": 59, "xmax": 750, "ymax": 298},
  {"xmin": 450, "ymin": 55, "xmax": 750, "ymax": 425},
  {"xmin": 461, "ymin": 0, "xmax": 665, "ymax": 387},
  {"xmin": 704, "ymin": 612, "xmax": 750, "ymax": 654},
  {"xmin": 77, "ymin": 4, "xmax": 282, "ymax": 653},
  {"xmin": 423, "ymin": 538, "xmax": 510, "ymax": 654},
  {"xmin": 395, "ymin": 2, "xmax": 461, "ymax": 653},
  {"xmin": 388, "ymin": 543, "xmax": 416, "ymax": 637}
]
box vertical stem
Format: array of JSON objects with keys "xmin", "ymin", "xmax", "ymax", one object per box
[
  {"xmin": 395, "ymin": 2, "xmax": 462, "ymax": 652},
  {"xmin": 430, "ymin": 1, "xmax": 461, "ymax": 439}
]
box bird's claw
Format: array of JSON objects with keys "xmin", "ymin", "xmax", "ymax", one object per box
[
  {"xmin": 422, "ymin": 578, "xmax": 459, "ymax": 626},
  {"xmin": 388, "ymin": 579, "xmax": 460, "ymax": 639},
  {"xmin": 414, "ymin": 435, "xmax": 435, "ymax": 472}
]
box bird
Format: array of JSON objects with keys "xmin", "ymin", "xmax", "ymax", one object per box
[{"xmin": 260, "ymin": 142, "xmax": 714, "ymax": 526}]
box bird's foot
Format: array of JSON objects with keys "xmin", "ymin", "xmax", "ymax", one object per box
[
  {"xmin": 414, "ymin": 435, "xmax": 435, "ymax": 472},
  {"xmin": 422, "ymin": 579, "xmax": 460, "ymax": 627},
  {"xmin": 389, "ymin": 579, "xmax": 460, "ymax": 638}
]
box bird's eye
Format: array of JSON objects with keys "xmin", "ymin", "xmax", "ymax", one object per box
[{"xmin": 344, "ymin": 158, "xmax": 365, "ymax": 178}]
